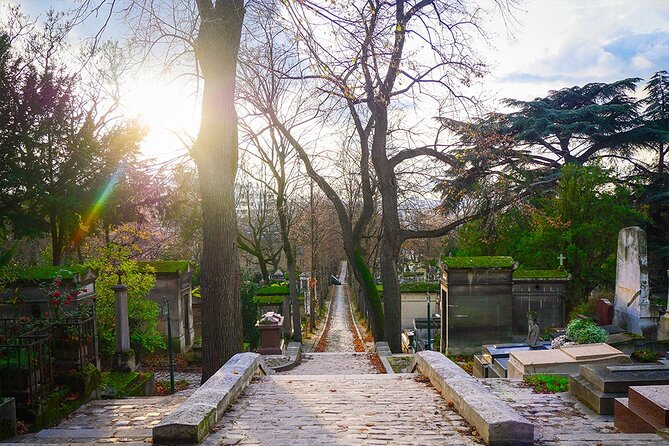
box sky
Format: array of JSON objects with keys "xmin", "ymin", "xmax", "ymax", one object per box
[{"xmin": 3, "ymin": 0, "xmax": 669, "ymax": 160}]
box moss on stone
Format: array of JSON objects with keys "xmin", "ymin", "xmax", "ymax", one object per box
[
  {"xmin": 377, "ymin": 282, "xmax": 440, "ymax": 295},
  {"xmin": 256, "ymin": 284, "xmax": 290, "ymax": 296},
  {"xmin": 16, "ymin": 265, "xmax": 87, "ymax": 281},
  {"xmin": 442, "ymin": 256, "xmax": 515, "ymax": 269},
  {"xmin": 513, "ymin": 269, "xmax": 570, "ymax": 279},
  {"xmin": 137, "ymin": 260, "xmax": 190, "ymax": 274}
]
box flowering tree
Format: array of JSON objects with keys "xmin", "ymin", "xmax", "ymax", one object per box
[{"xmin": 87, "ymin": 245, "xmax": 162, "ymax": 356}]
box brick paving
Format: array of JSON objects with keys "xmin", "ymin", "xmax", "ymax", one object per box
[{"xmin": 483, "ymin": 378, "xmax": 669, "ymax": 446}]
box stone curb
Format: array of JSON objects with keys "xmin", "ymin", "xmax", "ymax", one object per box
[
  {"xmin": 272, "ymin": 342, "xmax": 302, "ymax": 372},
  {"xmin": 152, "ymin": 352, "xmax": 266, "ymax": 444},
  {"xmin": 375, "ymin": 341, "xmax": 392, "ymax": 357},
  {"xmin": 413, "ymin": 351, "xmax": 534, "ymax": 446}
]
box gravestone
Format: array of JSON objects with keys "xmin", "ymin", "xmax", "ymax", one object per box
[
  {"xmin": 473, "ymin": 342, "xmax": 550, "ymax": 378},
  {"xmin": 507, "ymin": 343, "xmax": 630, "ymax": 379},
  {"xmin": 612, "ymin": 227, "xmax": 656, "ymax": 338},
  {"xmin": 570, "ymin": 363, "xmax": 669, "ymax": 414},
  {"xmin": 595, "ymin": 298, "xmax": 614, "ymax": 326},
  {"xmin": 659, "ymin": 269, "xmax": 669, "ymax": 341},
  {"xmin": 111, "ymin": 283, "xmax": 135, "ymax": 372}
]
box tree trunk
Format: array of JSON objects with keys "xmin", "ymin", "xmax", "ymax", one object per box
[
  {"xmin": 370, "ymin": 104, "xmax": 402, "ymax": 352},
  {"xmin": 192, "ymin": 1, "xmax": 245, "ymax": 382}
]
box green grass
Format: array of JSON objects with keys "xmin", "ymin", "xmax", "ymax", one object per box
[
  {"xmin": 513, "ymin": 269, "xmax": 570, "ymax": 279},
  {"xmin": 441, "ymin": 256, "xmax": 514, "ymax": 269},
  {"xmin": 523, "ymin": 374, "xmax": 569, "ymax": 393},
  {"xmin": 137, "ymin": 260, "xmax": 190, "ymax": 274}
]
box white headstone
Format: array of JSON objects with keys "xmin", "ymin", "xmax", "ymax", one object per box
[{"xmin": 612, "ymin": 227, "xmax": 654, "ymax": 337}]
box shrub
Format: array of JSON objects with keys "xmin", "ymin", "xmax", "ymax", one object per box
[
  {"xmin": 566, "ymin": 318, "xmax": 608, "ymax": 344},
  {"xmin": 631, "ymin": 348, "xmax": 662, "ymax": 363}
]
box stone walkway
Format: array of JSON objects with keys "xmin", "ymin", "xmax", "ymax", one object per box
[
  {"xmin": 484, "ymin": 378, "xmax": 669, "ymax": 446},
  {"xmin": 203, "ymin": 261, "xmax": 483, "ymax": 446},
  {"xmin": 8, "ymin": 396, "xmax": 186, "ymax": 444}
]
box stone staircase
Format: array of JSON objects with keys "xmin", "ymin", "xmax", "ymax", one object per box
[{"xmin": 615, "ymin": 385, "xmax": 669, "ymax": 433}]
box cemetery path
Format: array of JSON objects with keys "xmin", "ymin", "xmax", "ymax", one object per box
[
  {"xmin": 202, "ymin": 374, "xmax": 482, "ymax": 446},
  {"xmin": 202, "ymin": 261, "xmax": 484, "ymax": 446},
  {"xmin": 316, "ymin": 261, "xmax": 361, "ymax": 352}
]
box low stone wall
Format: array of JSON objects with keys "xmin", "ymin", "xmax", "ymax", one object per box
[
  {"xmin": 153, "ymin": 352, "xmax": 268, "ymax": 444},
  {"xmin": 413, "ymin": 351, "xmax": 533, "ymax": 446}
]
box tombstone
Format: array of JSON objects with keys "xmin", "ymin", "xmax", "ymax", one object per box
[
  {"xmin": 111, "ymin": 283, "xmax": 135, "ymax": 372},
  {"xmin": 595, "ymin": 298, "xmax": 614, "ymax": 326},
  {"xmin": 473, "ymin": 341, "xmax": 550, "ymax": 378},
  {"xmin": 659, "ymin": 269, "xmax": 669, "ymax": 341},
  {"xmin": 570, "ymin": 363, "xmax": 669, "ymax": 414},
  {"xmin": 612, "ymin": 227, "xmax": 656, "ymax": 338},
  {"xmin": 138, "ymin": 261, "xmax": 195, "ymax": 353},
  {"xmin": 256, "ymin": 312, "xmax": 284, "ymax": 355},
  {"xmin": 614, "ymin": 384, "xmax": 669, "ymax": 433},
  {"xmin": 507, "ymin": 343, "xmax": 630, "ymax": 379}
]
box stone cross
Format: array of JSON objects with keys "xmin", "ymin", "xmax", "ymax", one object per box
[
  {"xmin": 111, "ymin": 283, "xmax": 135, "ymax": 372},
  {"xmin": 557, "ymin": 254, "xmax": 566, "ymax": 268}
]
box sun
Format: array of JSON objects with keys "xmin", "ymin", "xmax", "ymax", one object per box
[{"xmin": 120, "ymin": 76, "xmax": 201, "ymax": 160}]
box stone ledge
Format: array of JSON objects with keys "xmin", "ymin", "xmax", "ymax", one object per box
[
  {"xmin": 152, "ymin": 352, "xmax": 267, "ymax": 444},
  {"xmin": 413, "ymin": 351, "xmax": 534, "ymax": 446},
  {"xmin": 375, "ymin": 341, "xmax": 392, "ymax": 357},
  {"xmin": 272, "ymin": 342, "xmax": 302, "ymax": 372}
]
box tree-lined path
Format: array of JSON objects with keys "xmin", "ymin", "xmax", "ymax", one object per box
[{"xmin": 202, "ymin": 262, "xmax": 482, "ymax": 446}]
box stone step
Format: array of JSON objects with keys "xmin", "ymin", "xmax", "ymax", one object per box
[
  {"xmin": 629, "ymin": 385, "xmax": 669, "ymax": 427},
  {"xmin": 614, "ymin": 397, "xmax": 662, "ymax": 433},
  {"xmin": 568, "ymin": 373, "xmax": 626, "ymax": 415},
  {"xmin": 579, "ymin": 363, "xmax": 669, "ymax": 393}
]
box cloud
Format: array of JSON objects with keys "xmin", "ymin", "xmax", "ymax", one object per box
[{"xmin": 484, "ymin": 0, "xmax": 669, "ymax": 101}]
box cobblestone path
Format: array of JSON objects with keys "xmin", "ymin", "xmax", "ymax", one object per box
[
  {"xmin": 204, "ymin": 261, "xmax": 483, "ymax": 445},
  {"xmin": 203, "ymin": 374, "xmax": 482, "ymax": 446},
  {"xmin": 316, "ymin": 262, "xmax": 361, "ymax": 352},
  {"xmin": 484, "ymin": 378, "xmax": 669, "ymax": 446},
  {"xmin": 7, "ymin": 396, "xmax": 186, "ymax": 444}
]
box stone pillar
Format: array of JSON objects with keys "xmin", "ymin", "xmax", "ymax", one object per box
[
  {"xmin": 112, "ymin": 284, "xmax": 135, "ymax": 372},
  {"xmin": 612, "ymin": 227, "xmax": 656, "ymax": 338},
  {"xmin": 658, "ymin": 270, "xmax": 669, "ymax": 341}
]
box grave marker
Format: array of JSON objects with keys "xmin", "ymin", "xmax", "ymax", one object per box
[{"xmin": 612, "ymin": 226, "xmax": 656, "ymax": 338}]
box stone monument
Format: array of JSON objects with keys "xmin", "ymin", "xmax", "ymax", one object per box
[
  {"xmin": 527, "ymin": 312, "xmax": 540, "ymax": 347},
  {"xmin": 658, "ymin": 270, "xmax": 669, "ymax": 341},
  {"xmin": 612, "ymin": 227, "xmax": 656, "ymax": 338},
  {"xmin": 112, "ymin": 282, "xmax": 136, "ymax": 372}
]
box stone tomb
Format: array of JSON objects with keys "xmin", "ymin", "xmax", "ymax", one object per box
[
  {"xmin": 440, "ymin": 256, "xmax": 515, "ymax": 354},
  {"xmin": 615, "ymin": 384, "xmax": 669, "ymax": 433},
  {"xmin": 507, "ymin": 343, "xmax": 630, "ymax": 379},
  {"xmin": 473, "ymin": 342, "xmax": 550, "ymax": 378},
  {"xmin": 570, "ymin": 363, "xmax": 669, "ymax": 414},
  {"xmin": 138, "ymin": 261, "xmax": 195, "ymax": 353}
]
